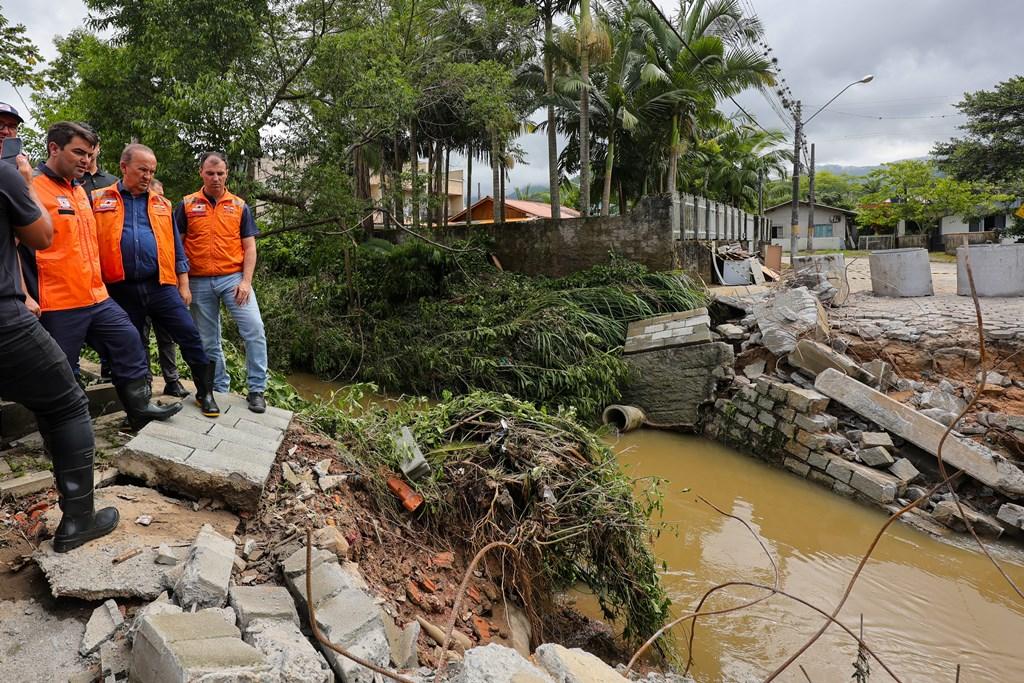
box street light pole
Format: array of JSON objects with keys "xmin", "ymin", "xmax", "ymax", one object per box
[
  {"xmin": 789, "ymin": 75, "xmax": 873, "ymax": 260},
  {"xmin": 789, "ymin": 101, "xmax": 802, "ymax": 260}
]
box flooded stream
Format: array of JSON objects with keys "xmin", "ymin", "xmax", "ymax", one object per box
[
  {"xmin": 288, "ymin": 374, "xmax": 1024, "ymax": 682},
  {"xmin": 609, "ymin": 430, "xmax": 1024, "ymax": 683}
]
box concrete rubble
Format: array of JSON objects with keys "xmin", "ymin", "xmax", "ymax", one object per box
[
  {"xmin": 931, "ymin": 500, "xmax": 1004, "ymax": 538},
  {"xmin": 172, "ymin": 523, "xmax": 236, "ymax": 609},
  {"xmin": 452, "ymin": 643, "xmax": 550, "ymax": 683},
  {"xmin": 997, "ymin": 503, "xmax": 1024, "ymax": 532},
  {"xmin": 534, "ymin": 643, "xmax": 629, "ymax": 682},
  {"xmin": 80, "ymin": 598, "xmax": 124, "ymax": 656},
  {"xmin": 815, "ymin": 369, "xmax": 1024, "ymax": 499},
  {"xmin": 751, "ymin": 287, "xmax": 829, "ymax": 355}
]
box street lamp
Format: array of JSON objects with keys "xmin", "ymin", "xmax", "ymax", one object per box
[{"xmin": 789, "ymin": 75, "xmax": 873, "ymax": 258}]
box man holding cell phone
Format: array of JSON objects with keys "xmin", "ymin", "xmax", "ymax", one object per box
[{"xmin": 0, "ymin": 103, "xmax": 43, "ymax": 321}]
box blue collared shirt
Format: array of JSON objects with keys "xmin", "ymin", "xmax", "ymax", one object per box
[{"xmin": 119, "ymin": 181, "xmax": 189, "ymax": 281}]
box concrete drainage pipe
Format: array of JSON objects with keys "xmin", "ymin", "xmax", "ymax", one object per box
[{"xmin": 602, "ymin": 405, "xmax": 646, "ymax": 433}]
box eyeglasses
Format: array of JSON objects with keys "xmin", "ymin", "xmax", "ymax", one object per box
[{"xmin": 0, "ymin": 122, "xmax": 18, "ymax": 133}]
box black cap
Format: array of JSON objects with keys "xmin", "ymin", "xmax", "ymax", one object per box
[{"xmin": 0, "ymin": 102, "xmax": 24, "ymax": 124}]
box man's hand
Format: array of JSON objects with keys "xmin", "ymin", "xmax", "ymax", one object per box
[
  {"xmin": 24, "ymin": 295, "xmax": 40, "ymax": 318},
  {"xmin": 234, "ymin": 279, "xmax": 252, "ymax": 306},
  {"xmin": 15, "ymin": 154, "xmax": 32, "ymax": 184},
  {"xmin": 178, "ymin": 282, "xmax": 192, "ymax": 307}
]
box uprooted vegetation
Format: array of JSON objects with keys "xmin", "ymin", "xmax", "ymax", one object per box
[
  {"xmin": 254, "ymin": 239, "xmax": 708, "ymax": 418},
  {"xmin": 293, "ymin": 388, "xmax": 673, "ymax": 652}
]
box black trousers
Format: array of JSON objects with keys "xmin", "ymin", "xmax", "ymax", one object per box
[{"xmin": 0, "ymin": 308, "xmax": 94, "ymax": 479}]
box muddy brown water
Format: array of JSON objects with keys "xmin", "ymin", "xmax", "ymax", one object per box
[{"xmin": 287, "ymin": 375, "xmax": 1024, "ymax": 681}]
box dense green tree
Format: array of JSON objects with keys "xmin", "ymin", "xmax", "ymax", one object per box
[{"xmin": 0, "ymin": 6, "xmax": 42, "ymax": 89}]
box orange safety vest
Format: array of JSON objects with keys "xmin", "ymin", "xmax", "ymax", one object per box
[
  {"xmin": 181, "ymin": 189, "xmax": 246, "ymax": 277},
  {"xmin": 31, "ymin": 171, "xmax": 108, "ymax": 312},
  {"xmin": 92, "ymin": 186, "xmax": 178, "ymax": 286}
]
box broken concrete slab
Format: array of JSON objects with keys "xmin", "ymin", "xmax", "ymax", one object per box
[
  {"xmin": 34, "ymin": 486, "xmax": 238, "ymax": 601},
  {"xmin": 0, "ymin": 470, "xmax": 53, "ymax": 499},
  {"xmin": 80, "ymin": 599, "xmax": 124, "ymax": 656},
  {"xmin": 920, "ymin": 389, "xmax": 966, "ymax": 415},
  {"xmin": 230, "ymin": 586, "xmax": 300, "ymax": 629},
  {"xmin": 281, "ymin": 546, "xmax": 389, "ymax": 683},
  {"xmin": 244, "ymin": 618, "xmax": 332, "ymax": 683},
  {"xmin": 453, "ymin": 643, "xmax": 551, "ymax": 683},
  {"xmin": 751, "ymin": 287, "xmax": 829, "ymax": 356},
  {"xmin": 846, "ymin": 461, "xmax": 900, "ymax": 504},
  {"xmin": 383, "ymin": 615, "xmax": 420, "ymax": 669},
  {"xmin": 173, "ymin": 523, "xmax": 235, "ymax": 609},
  {"xmin": 788, "ymin": 339, "xmax": 862, "ymax": 379},
  {"xmin": 932, "ymin": 500, "xmax": 1003, "ymax": 539},
  {"xmin": 114, "ymin": 401, "xmax": 291, "ymax": 511},
  {"xmin": 100, "ymin": 637, "xmax": 131, "ymax": 680},
  {"xmin": 997, "ymin": 503, "xmax": 1024, "ymax": 532},
  {"xmin": 130, "ymin": 611, "xmax": 274, "ymax": 683},
  {"xmin": 862, "ymin": 359, "xmax": 895, "ymax": 389},
  {"xmin": 859, "ymin": 446, "xmax": 895, "ymax": 468},
  {"xmin": 620, "ymin": 342, "xmax": 734, "ymax": 428},
  {"xmin": 715, "ymin": 323, "xmax": 746, "ymax": 341},
  {"xmin": 128, "ymin": 594, "xmax": 182, "ymax": 642},
  {"xmin": 815, "ymin": 369, "xmax": 1024, "ymax": 499},
  {"xmin": 623, "ymin": 308, "xmax": 712, "ymax": 355},
  {"xmin": 0, "ymin": 599, "xmax": 92, "ymax": 682},
  {"xmin": 535, "ymin": 643, "xmax": 627, "ymax": 682}
]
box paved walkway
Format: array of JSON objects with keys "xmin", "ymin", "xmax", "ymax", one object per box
[
  {"xmin": 115, "ymin": 390, "xmax": 292, "ymax": 511},
  {"xmin": 843, "ymin": 257, "xmax": 957, "ymax": 295}
]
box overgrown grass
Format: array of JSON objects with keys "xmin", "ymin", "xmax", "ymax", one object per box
[{"xmin": 256, "ymin": 240, "xmax": 708, "ymax": 418}]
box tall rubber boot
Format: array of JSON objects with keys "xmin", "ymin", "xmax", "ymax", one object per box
[
  {"xmin": 116, "ymin": 377, "xmax": 182, "ymax": 431},
  {"xmin": 188, "ymin": 361, "xmax": 220, "ymax": 418},
  {"xmin": 42, "ymin": 419, "xmax": 119, "ymax": 553}
]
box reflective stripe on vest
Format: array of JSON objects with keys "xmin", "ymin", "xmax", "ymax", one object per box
[
  {"xmin": 182, "ymin": 190, "xmax": 245, "ymax": 276},
  {"xmin": 31, "ymin": 173, "xmax": 108, "ymax": 312},
  {"xmin": 92, "ymin": 187, "xmax": 177, "ymax": 286}
]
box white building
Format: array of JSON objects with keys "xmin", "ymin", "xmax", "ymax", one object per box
[{"xmin": 764, "ymin": 200, "xmax": 856, "ymax": 251}]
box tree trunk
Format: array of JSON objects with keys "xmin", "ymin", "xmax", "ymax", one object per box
[
  {"xmin": 668, "ymin": 113, "xmax": 680, "ymax": 234},
  {"xmin": 410, "ymin": 118, "xmax": 420, "ymax": 229},
  {"xmin": 354, "ymin": 145, "xmax": 373, "ymax": 241},
  {"xmin": 600, "ymin": 119, "xmax": 616, "ymax": 216},
  {"xmin": 466, "ymin": 143, "xmax": 473, "ymax": 226},
  {"xmin": 393, "ymin": 132, "xmax": 404, "ymax": 225},
  {"xmin": 618, "ymin": 179, "xmax": 625, "ymax": 216},
  {"xmin": 443, "ymin": 146, "xmax": 450, "ymax": 227},
  {"xmin": 544, "ymin": 10, "xmax": 560, "ymax": 219},
  {"xmin": 491, "ymin": 130, "xmax": 500, "ymax": 223},
  {"xmin": 499, "ymin": 141, "xmax": 506, "ymax": 224},
  {"xmin": 435, "ymin": 142, "xmax": 444, "ymax": 227},
  {"xmin": 579, "ymin": 0, "xmax": 592, "ymax": 217},
  {"xmin": 426, "ymin": 139, "xmax": 436, "ymax": 229}
]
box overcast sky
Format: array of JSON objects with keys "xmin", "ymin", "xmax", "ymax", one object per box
[{"xmin": 3, "ymin": 0, "xmax": 1022, "ymax": 197}]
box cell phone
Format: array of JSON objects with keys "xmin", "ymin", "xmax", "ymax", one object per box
[{"xmin": 0, "ymin": 137, "xmax": 22, "ymax": 165}]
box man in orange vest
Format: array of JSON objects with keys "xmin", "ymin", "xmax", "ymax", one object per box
[
  {"xmin": 174, "ymin": 152, "xmax": 268, "ymax": 413},
  {"xmin": 29, "ymin": 122, "xmax": 181, "ymax": 430},
  {"xmin": 0, "ymin": 122, "xmax": 119, "ymax": 552},
  {"xmin": 92, "ymin": 144, "xmax": 220, "ymax": 418}
]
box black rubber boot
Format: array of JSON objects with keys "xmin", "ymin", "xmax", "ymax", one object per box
[
  {"xmin": 188, "ymin": 361, "xmax": 220, "ymax": 418},
  {"xmin": 53, "ymin": 467, "xmax": 120, "ymax": 553},
  {"xmin": 163, "ymin": 379, "xmax": 190, "ymax": 398},
  {"xmin": 44, "ymin": 425, "xmax": 119, "ymax": 553},
  {"xmin": 116, "ymin": 377, "xmax": 182, "ymax": 431}
]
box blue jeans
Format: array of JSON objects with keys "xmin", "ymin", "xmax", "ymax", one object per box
[
  {"xmin": 189, "ymin": 272, "xmax": 268, "ymax": 393},
  {"xmin": 107, "ymin": 279, "xmax": 209, "ymax": 369}
]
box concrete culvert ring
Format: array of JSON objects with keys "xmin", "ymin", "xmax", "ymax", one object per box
[{"xmin": 601, "ymin": 405, "xmax": 645, "ymax": 433}]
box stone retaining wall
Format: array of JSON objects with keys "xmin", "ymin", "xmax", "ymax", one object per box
[{"xmin": 707, "ymin": 377, "xmax": 905, "ymax": 506}]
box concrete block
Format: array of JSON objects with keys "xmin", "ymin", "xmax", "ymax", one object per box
[
  {"xmin": 796, "ymin": 430, "xmax": 828, "ymax": 450},
  {"xmin": 282, "ymin": 546, "xmax": 335, "ymax": 578},
  {"xmin": 173, "ymin": 523, "xmax": 235, "ymax": 609},
  {"xmin": 795, "ymin": 413, "xmax": 836, "ymax": 433},
  {"xmin": 124, "ymin": 433, "xmax": 195, "ymax": 462},
  {"xmin": 815, "ymin": 368, "xmax": 1024, "ymax": 498},
  {"xmin": 847, "ymin": 462, "xmax": 899, "ymax": 504},
  {"xmin": 784, "ymin": 441, "xmax": 809, "ymax": 460},
  {"xmin": 535, "ymin": 643, "xmax": 627, "ymax": 682},
  {"xmin": 757, "ymin": 411, "xmax": 777, "ymax": 428},
  {"xmin": 807, "ymin": 450, "xmax": 832, "ymax": 471},
  {"xmin": 767, "ymin": 382, "xmax": 789, "ymax": 402},
  {"xmin": 209, "ymin": 423, "xmax": 283, "ymax": 453},
  {"xmin": 859, "ymin": 446, "xmax": 895, "ymax": 468},
  {"xmin": 779, "ymin": 422, "xmax": 796, "ymax": 438},
  {"xmin": 234, "ymin": 418, "xmax": 288, "ymax": 443},
  {"xmin": 230, "ymin": 586, "xmax": 300, "ymax": 629},
  {"xmin": 825, "ymin": 458, "xmax": 856, "ymax": 484},
  {"xmin": 861, "ymin": 431, "xmax": 894, "ymax": 449},
  {"xmin": 0, "ymin": 470, "xmax": 53, "ymax": 499},
  {"xmin": 756, "ymin": 396, "xmax": 775, "ymax": 411},
  {"xmin": 788, "ymin": 339, "xmax": 862, "ymax": 379},
  {"xmin": 785, "ymin": 386, "xmax": 830, "ymax": 413},
  {"xmin": 383, "ymin": 615, "xmax": 420, "ymax": 669},
  {"xmin": 81, "ymin": 599, "xmax": 124, "ymax": 656},
  {"xmin": 889, "ymin": 458, "xmax": 920, "ymax": 483},
  {"xmin": 130, "ymin": 611, "xmax": 273, "ymax": 683},
  {"xmin": 142, "ymin": 420, "xmax": 221, "ymax": 451},
  {"xmin": 774, "ymin": 406, "xmax": 796, "ymax": 422},
  {"xmin": 932, "ymin": 500, "xmax": 1003, "ymax": 538},
  {"xmin": 784, "ymin": 458, "xmax": 811, "ymax": 477},
  {"xmin": 454, "ymin": 643, "xmax": 550, "ymax": 683},
  {"xmin": 997, "ymin": 503, "xmax": 1024, "ymax": 531},
  {"xmin": 243, "ymin": 618, "xmax": 331, "ymax": 683}
]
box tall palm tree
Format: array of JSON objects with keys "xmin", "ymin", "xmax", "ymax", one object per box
[
  {"xmin": 578, "ymin": 0, "xmax": 593, "ymax": 216},
  {"xmin": 636, "ymin": 0, "xmax": 775, "ymax": 222}
]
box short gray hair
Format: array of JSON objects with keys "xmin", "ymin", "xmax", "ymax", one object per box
[{"xmin": 121, "ymin": 143, "xmax": 156, "ymax": 164}]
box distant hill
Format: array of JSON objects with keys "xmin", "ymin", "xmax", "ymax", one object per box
[{"xmin": 819, "ymin": 156, "xmax": 931, "ymax": 177}]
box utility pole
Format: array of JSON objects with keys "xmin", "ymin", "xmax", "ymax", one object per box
[
  {"xmin": 789, "ymin": 100, "xmax": 802, "ymax": 260},
  {"xmin": 757, "ymin": 168, "xmax": 764, "ymax": 245},
  {"xmin": 807, "ymin": 143, "xmax": 816, "ymax": 253}
]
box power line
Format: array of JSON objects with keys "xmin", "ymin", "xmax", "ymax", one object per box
[
  {"xmin": 820, "ymin": 110, "xmax": 965, "ymax": 121},
  {"xmin": 642, "ymin": 0, "xmax": 781, "ymax": 139}
]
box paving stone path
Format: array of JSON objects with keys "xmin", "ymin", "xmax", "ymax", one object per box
[
  {"xmin": 114, "ymin": 391, "xmax": 292, "ymax": 511},
  {"xmin": 831, "ymin": 292, "xmax": 1024, "ymax": 344}
]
